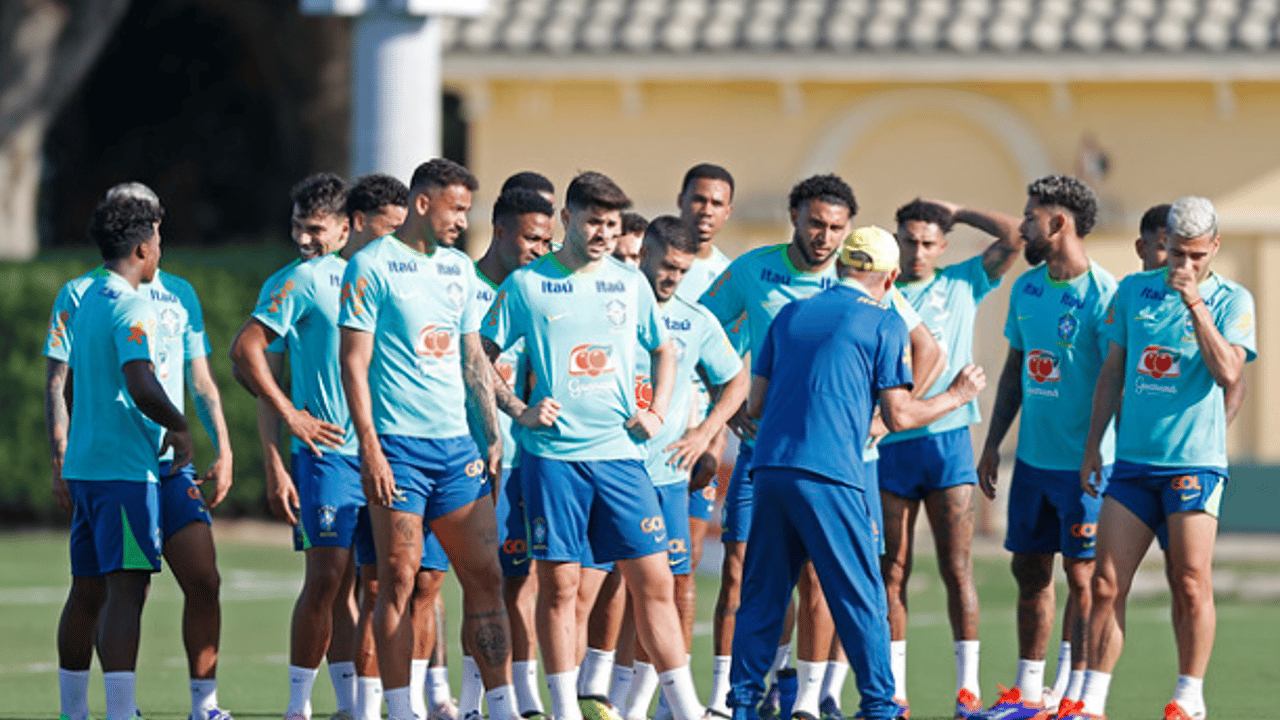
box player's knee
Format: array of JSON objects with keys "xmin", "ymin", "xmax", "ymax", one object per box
[
  {"xmin": 1168, "ymin": 565, "xmax": 1212, "ymax": 607},
  {"xmin": 1090, "ymin": 569, "xmax": 1121, "ymax": 605},
  {"xmin": 187, "ymin": 567, "xmax": 221, "ymax": 604},
  {"xmin": 1011, "ymin": 555, "xmax": 1053, "ymax": 592},
  {"xmin": 458, "ymin": 559, "xmax": 504, "ymax": 602}
]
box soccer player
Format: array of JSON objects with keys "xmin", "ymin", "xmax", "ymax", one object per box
[
  {"xmin": 55, "ymin": 195, "xmax": 196, "ymax": 720},
  {"xmin": 481, "ymin": 171, "xmax": 704, "ymax": 720},
  {"xmin": 875, "ymin": 198, "xmax": 1022, "ymax": 717},
  {"xmin": 617, "ymin": 216, "xmax": 749, "ymax": 720},
  {"xmin": 49, "ymin": 184, "xmax": 233, "ymax": 720},
  {"xmin": 473, "ymin": 186, "xmax": 556, "ymax": 719},
  {"xmin": 977, "ymin": 175, "xmax": 1117, "ymax": 719},
  {"xmin": 1067, "ymin": 197, "xmax": 1256, "ymax": 720},
  {"xmin": 727, "ymin": 226, "xmax": 986, "ymax": 720},
  {"xmin": 612, "ymin": 212, "xmax": 648, "ymax": 267},
  {"xmin": 339, "ymin": 158, "xmax": 518, "ymax": 720},
  {"xmin": 231, "ymin": 173, "xmax": 372, "ymax": 720},
  {"xmin": 672, "ymin": 162, "xmax": 736, "ymax": 608}
]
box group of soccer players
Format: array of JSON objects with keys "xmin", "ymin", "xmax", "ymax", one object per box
[{"xmin": 45, "ymin": 157, "xmax": 1253, "ymax": 720}]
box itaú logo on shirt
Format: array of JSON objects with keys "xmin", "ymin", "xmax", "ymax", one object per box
[
  {"xmin": 1137, "ymin": 345, "xmax": 1180, "ymax": 379},
  {"xmin": 416, "ymin": 324, "xmax": 455, "ymax": 360},
  {"xmin": 569, "ymin": 343, "xmax": 615, "ymax": 377},
  {"xmin": 634, "ymin": 375, "xmax": 653, "ymax": 410},
  {"xmin": 1026, "ymin": 349, "xmax": 1061, "ymax": 383}
]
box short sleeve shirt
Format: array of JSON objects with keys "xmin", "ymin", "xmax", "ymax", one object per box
[
  {"xmin": 1004, "ymin": 262, "xmax": 1118, "ymax": 471},
  {"xmin": 751, "ymin": 280, "xmax": 913, "ymax": 489},
  {"xmin": 1102, "ymin": 269, "xmax": 1257, "ymax": 469},
  {"xmin": 883, "ymin": 255, "xmax": 999, "ymax": 443},
  {"xmin": 63, "ymin": 272, "xmax": 164, "ymax": 483},
  {"xmin": 338, "ymin": 235, "xmax": 485, "ymax": 440},
  {"xmin": 252, "ymin": 253, "xmax": 358, "ymax": 456},
  {"xmin": 635, "ymin": 296, "xmax": 743, "ymax": 486},
  {"xmin": 482, "ymin": 255, "xmax": 667, "ymax": 461}
]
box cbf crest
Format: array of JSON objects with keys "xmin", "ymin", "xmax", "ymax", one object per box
[{"xmin": 1057, "ymin": 313, "xmax": 1079, "ymax": 345}]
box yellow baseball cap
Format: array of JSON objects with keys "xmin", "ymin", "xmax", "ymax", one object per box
[{"xmin": 839, "ymin": 225, "xmax": 899, "ymax": 272}]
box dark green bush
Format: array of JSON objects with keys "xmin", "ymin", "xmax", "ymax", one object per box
[{"xmin": 0, "ymin": 245, "xmax": 297, "ymax": 522}]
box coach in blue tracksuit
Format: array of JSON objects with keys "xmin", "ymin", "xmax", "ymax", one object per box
[{"xmin": 726, "ymin": 226, "xmax": 988, "ymax": 720}]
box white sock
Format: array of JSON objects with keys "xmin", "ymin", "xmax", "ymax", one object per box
[
  {"xmin": 820, "ymin": 661, "xmax": 848, "ymax": 709},
  {"xmin": 793, "ymin": 661, "xmax": 824, "ymax": 718},
  {"xmin": 609, "ymin": 664, "xmax": 634, "ymax": 710},
  {"xmin": 625, "ymin": 662, "xmax": 659, "ymax": 720},
  {"xmin": 460, "ymin": 656, "xmax": 483, "ymax": 716},
  {"xmin": 1050, "ymin": 642, "xmax": 1071, "ymax": 698},
  {"xmin": 386, "ymin": 686, "xmax": 414, "ymax": 720},
  {"xmin": 191, "ymin": 678, "xmax": 219, "ymax": 718},
  {"xmin": 707, "ymin": 656, "xmax": 732, "ymax": 713},
  {"xmin": 1015, "ymin": 659, "xmax": 1045, "ymax": 703},
  {"xmin": 103, "ymin": 671, "xmax": 138, "ymax": 720},
  {"xmin": 513, "ymin": 661, "xmax": 544, "ymax": 716},
  {"xmin": 1171, "ymin": 675, "xmax": 1206, "ymax": 716},
  {"xmin": 1080, "ymin": 671, "xmax": 1111, "ymax": 715},
  {"xmin": 769, "ymin": 644, "xmax": 792, "ymax": 679},
  {"xmin": 487, "ymin": 685, "xmax": 518, "ymax": 720},
  {"xmin": 428, "ymin": 667, "xmax": 451, "ymax": 708},
  {"xmin": 1065, "ymin": 670, "xmax": 1086, "ymax": 701},
  {"xmin": 410, "ymin": 660, "xmax": 430, "ymax": 720},
  {"xmin": 289, "ymin": 665, "xmax": 320, "ymax": 717},
  {"xmin": 954, "ymin": 641, "xmax": 980, "ymax": 695},
  {"xmin": 547, "ymin": 670, "xmax": 583, "ymax": 720},
  {"xmin": 60, "ymin": 668, "xmax": 91, "ymax": 720},
  {"xmin": 658, "ymin": 666, "xmax": 704, "ymax": 720},
  {"xmin": 332, "ymin": 662, "xmax": 358, "ymax": 714},
  {"xmin": 890, "ymin": 641, "xmax": 907, "ymax": 701},
  {"xmin": 578, "ymin": 648, "xmax": 615, "ymax": 698},
  {"xmin": 358, "ymin": 677, "xmax": 384, "ymax": 720}
]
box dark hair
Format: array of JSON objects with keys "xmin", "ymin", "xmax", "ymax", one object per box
[
  {"xmin": 409, "ymin": 158, "xmax": 479, "ymax": 194},
  {"xmin": 1027, "ymin": 174, "xmax": 1098, "ymax": 238},
  {"xmin": 89, "ymin": 197, "xmax": 163, "ymax": 261},
  {"xmin": 643, "ymin": 215, "xmax": 699, "ymax": 256},
  {"xmin": 492, "ymin": 188, "xmax": 555, "ymax": 227},
  {"xmin": 501, "ymin": 171, "xmax": 555, "ymax": 197},
  {"xmin": 680, "ymin": 163, "xmax": 735, "ymax": 199},
  {"xmin": 291, "ymin": 173, "xmax": 347, "ymax": 219},
  {"xmin": 895, "ymin": 198, "xmax": 954, "ymax": 232},
  {"xmin": 346, "ymin": 174, "xmax": 408, "ymax": 220},
  {"xmin": 565, "ymin": 171, "xmax": 631, "ymax": 212},
  {"xmin": 1139, "ymin": 203, "xmax": 1172, "ymax": 237},
  {"xmin": 788, "ymin": 174, "xmax": 857, "ymax": 215},
  {"xmin": 621, "ymin": 212, "xmax": 649, "ymax": 236}
]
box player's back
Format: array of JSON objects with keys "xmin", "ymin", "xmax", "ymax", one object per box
[
  {"xmin": 753, "ymin": 282, "xmax": 911, "ymax": 490},
  {"xmin": 64, "ymin": 273, "xmax": 164, "ymax": 483}
]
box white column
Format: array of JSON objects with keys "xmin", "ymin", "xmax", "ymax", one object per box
[{"xmin": 351, "ymin": 9, "xmax": 442, "ymax": 181}]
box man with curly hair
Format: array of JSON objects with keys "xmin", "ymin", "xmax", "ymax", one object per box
[{"xmin": 976, "ymin": 175, "xmax": 1118, "ymax": 719}]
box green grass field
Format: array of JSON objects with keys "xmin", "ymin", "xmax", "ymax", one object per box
[{"xmin": 2, "ymin": 531, "xmax": 1278, "ymax": 720}]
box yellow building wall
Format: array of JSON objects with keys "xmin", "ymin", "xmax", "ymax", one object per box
[{"xmin": 450, "ymin": 77, "xmax": 1274, "ymax": 462}]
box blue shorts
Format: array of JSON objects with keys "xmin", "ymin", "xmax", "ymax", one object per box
[
  {"xmin": 381, "ymin": 435, "xmax": 490, "ymax": 520},
  {"xmin": 158, "ymin": 462, "xmax": 211, "ymax": 544},
  {"xmin": 1106, "ymin": 462, "xmax": 1227, "ymax": 550},
  {"xmin": 293, "ymin": 451, "xmax": 364, "ymax": 550},
  {"xmin": 689, "ymin": 480, "xmax": 717, "ymax": 521},
  {"xmin": 1005, "ymin": 459, "xmax": 1110, "ymax": 559},
  {"xmin": 722, "ymin": 444, "xmax": 754, "ymax": 543},
  {"xmin": 877, "ymin": 427, "xmax": 978, "ymax": 501},
  {"xmin": 495, "ymin": 467, "xmax": 532, "ymax": 578},
  {"xmin": 68, "ymin": 480, "xmax": 162, "ymax": 577},
  {"xmin": 520, "ymin": 452, "xmax": 668, "ymax": 564},
  {"xmin": 656, "ymin": 482, "xmax": 693, "ymax": 575},
  {"xmin": 353, "ymin": 506, "xmax": 450, "ymax": 571}
]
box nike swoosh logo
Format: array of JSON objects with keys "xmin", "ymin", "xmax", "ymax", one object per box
[
  {"xmin": 546, "ymin": 313, "xmax": 567, "ymax": 322},
  {"xmin": 511, "ymin": 556, "xmax": 529, "ymax": 565},
  {"xmin": 1181, "ymin": 493, "xmax": 1199, "ymax": 501},
  {"xmin": 1017, "ymin": 315, "xmax": 1031, "ymax": 321},
  {"xmin": 669, "ymin": 556, "xmax": 681, "ymax": 566}
]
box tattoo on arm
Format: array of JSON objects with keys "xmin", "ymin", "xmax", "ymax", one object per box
[
  {"xmin": 46, "ymin": 361, "xmax": 70, "ymax": 462},
  {"xmin": 462, "ymin": 334, "xmax": 501, "ymax": 447}
]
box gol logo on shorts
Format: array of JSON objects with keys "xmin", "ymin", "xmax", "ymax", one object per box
[
  {"xmin": 502, "ymin": 539, "xmax": 527, "ymax": 555},
  {"xmin": 1170, "ymin": 475, "xmax": 1201, "ymax": 491},
  {"xmin": 640, "ymin": 515, "xmax": 665, "ymax": 533},
  {"xmin": 1070, "ymin": 523, "xmax": 1096, "ymax": 538},
  {"xmin": 465, "ymin": 459, "xmax": 485, "ymax": 478},
  {"xmin": 668, "ymin": 538, "xmax": 687, "ymax": 554}
]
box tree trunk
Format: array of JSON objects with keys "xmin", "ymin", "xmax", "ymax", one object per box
[{"xmin": 0, "ymin": 0, "xmax": 131, "ymax": 259}]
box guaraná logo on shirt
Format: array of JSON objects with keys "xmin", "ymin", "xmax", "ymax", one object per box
[
  {"xmin": 569, "ymin": 343, "xmax": 614, "ymax": 377},
  {"xmin": 1137, "ymin": 345, "xmax": 1180, "ymax": 380},
  {"xmin": 1026, "ymin": 349, "xmax": 1061, "ymax": 383}
]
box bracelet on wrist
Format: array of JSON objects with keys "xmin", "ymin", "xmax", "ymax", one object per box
[
  {"xmin": 648, "ymin": 408, "xmax": 665, "ymax": 423},
  {"xmin": 1186, "ymin": 297, "xmax": 1204, "ymax": 310}
]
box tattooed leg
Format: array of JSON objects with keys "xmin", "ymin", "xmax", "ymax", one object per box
[
  {"xmin": 370, "ymin": 506, "xmax": 425, "ymax": 688},
  {"xmin": 925, "ymin": 484, "xmax": 980, "ymax": 641}
]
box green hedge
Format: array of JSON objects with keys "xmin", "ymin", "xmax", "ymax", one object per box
[{"xmin": 0, "ymin": 245, "xmax": 298, "ymax": 522}]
